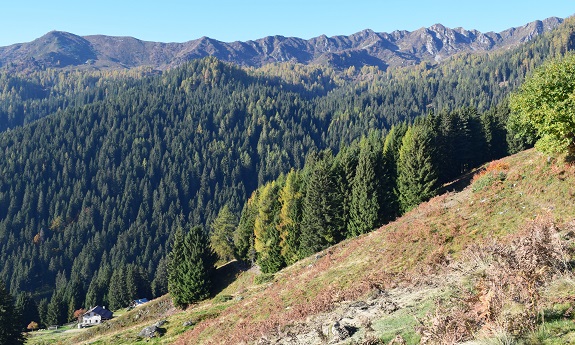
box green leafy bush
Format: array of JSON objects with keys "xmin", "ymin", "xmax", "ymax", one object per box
[{"xmin": 509, "ymin": 53, "xmax": 575, "ymax": 158}]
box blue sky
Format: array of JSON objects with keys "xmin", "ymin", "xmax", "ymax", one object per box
[{"xmin": 1, "ymin": 1, "xmax": 573, "ymax": 46}]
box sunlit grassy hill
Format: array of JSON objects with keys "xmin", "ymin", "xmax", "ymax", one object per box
[{"xmin": 27, "ymin": 149, "xmax": 575, "ymax": 344}]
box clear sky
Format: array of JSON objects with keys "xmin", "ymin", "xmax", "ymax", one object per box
[{"xmin": 1, "ymin": 1, "xmax": 573, "ymax": 47}]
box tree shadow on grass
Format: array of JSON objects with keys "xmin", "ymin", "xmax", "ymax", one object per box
[
  {"xmin": 438, "ymin": 166, "xmax": 481, "ymax": 195},
  {"xmin": 210, "ymin": 260, "xmax": 249, "ymax": 296}
]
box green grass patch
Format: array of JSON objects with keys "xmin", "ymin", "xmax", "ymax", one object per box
[
  {"xmin": 372, "ymin": 293, "xmax": 438, "ymax": 344},
  {"xmin": 472, "ymin": 171, "xmax": 507, "ymax": 192},
  {"xmin": 525, "ymin": 319, "xmax": 575, "ymax": 344},
  {"xmin": 212, "ymin": 294, "xmax": 233, "ymax": 303},
  {"xmin": 254, "ymin": 273, "xmax": 275, "ymax": 284}
]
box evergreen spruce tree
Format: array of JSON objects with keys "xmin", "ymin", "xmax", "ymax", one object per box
[
  {"xmin": 465, "ymin": 108, "xmax": 488, "ymax": 169},
  {"xmin": 448, "ymin": 109, "xmax": 473, "ymax": 179},
  {"xmin": 151, "ymin": 257, "xmax": 168, "ymax": 297},
  {"xmin": 85, "ymin": 279, "xmax": 105, "ymax": 309},
  {"xmin": 15, "ymin": 292, "xmax": 39, "ymax": 331},
  {"xmin": 366, "ymin": 132, "xmax": 391, "ymax": 227},
  {"xmin": 348, "ymin": 139, "xmax": 380, "ymax": 237},
  {"xmin": 299, "ymin": 152, "xmax": 343, "ymax": 257},
  {"xmin": 234, "ymin": 191, "xmax": 259, "ymax": 264},
  {"xmin": 437, "ymin": 110, "xmax": 460, "ymax": 182},
  {"xmin": 125, "ymin": 265, "xmax": 139, "ymax": 302},
  {"xmin": 168, "ymin": 227, "xmax": 186, "ymax": 308},
  {"xmin": 108, "ymin": 268, "xmax": 130, "ymax": 310},
  {"xmin": 334, "ymin": 145, "xmax": 359, "ymax": 239},
  {"xmin": 258, "ymin": 224, "xmax": 284, "ymax": 274},
  {"xmin": 436, "ymin": 108, "xmax": 487, "ymax": 183},
  {"xmin": 0, "ymin": 282, "xmax": 23, "ymax": 344},
  {"xmin": 168, "ymin": 226, "xmax": 216, "ymax": 309},
  {"xmin": 37, "ymin": 298, "xmax": 48, "ymax": 328},
  {"xmin": 85, "ymin": 279, "xmax": 100, "ymax": 308},
  {"xmin": 46, "ymin": 292, "xmax": 66, "ymax": 326},
  {"xmin": 64, "ymin": 279, "xmax": 84, "ymax": 322},
  {"xmin": 397, "ymin": 125, "xmax": 439, "ymax": 213},
  {"xmin": 482, "ymin": 104, "xmax": 510, "ymax": 160},
  {"xmin": 135, "ymin": 266, "xmax": 152, "ymax": 299},
  {"xmin": 382, "ymin": 123, "xmax": 408, "ymax": 220}
]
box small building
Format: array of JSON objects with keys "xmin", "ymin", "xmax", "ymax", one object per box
[
  {"xmin": 132, "ymin": 298, "xmax": 149, "ymax": 307},
  {"xmin": 78, "ymin": 306, "xmax": 113, "ymax": 328}
]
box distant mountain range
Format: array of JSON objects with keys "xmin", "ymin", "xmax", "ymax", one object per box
[{"xmin": 0, "ymin": 17, "xmax": 563, "ymax": 71}]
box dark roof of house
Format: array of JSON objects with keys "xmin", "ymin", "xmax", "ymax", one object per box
[{"xmin": 84, "ymin": 306, "xmax": 113, "ymax": 319}]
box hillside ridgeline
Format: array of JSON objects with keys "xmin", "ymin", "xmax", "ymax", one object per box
[{"xmin": 0, "ymin": 17, "xmax": 563, "ymax": 71}]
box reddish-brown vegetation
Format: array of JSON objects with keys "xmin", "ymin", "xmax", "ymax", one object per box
[
  {"xmin": 176, "ymin": 150, "xmax": 575, "ymax": 344},
  {"xmin": 418, "ymin": 216, "xmax": 572, "ymax": 343}
]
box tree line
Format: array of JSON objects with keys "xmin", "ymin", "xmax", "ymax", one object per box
[{"xmin": 212, "ymin": 105, "xmax": 515, "ymax": 275}]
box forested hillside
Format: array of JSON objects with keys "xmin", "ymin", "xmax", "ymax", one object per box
[
  {"xmin": 233, "ymin": 105, "xmax": 511, "ymax": 275},
  {"xmin": 1, "ymin": 16, "xmax": 574, "ymax": 330}
]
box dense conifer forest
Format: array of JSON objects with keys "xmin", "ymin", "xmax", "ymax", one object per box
[{"xmin": 0, "ymin": 17, "xmax": 574, "ymax": 329}]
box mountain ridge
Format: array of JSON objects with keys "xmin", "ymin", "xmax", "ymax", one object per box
[{"xmin": 0, "ymin": 17, "xmax": 563, "ymax": 71}]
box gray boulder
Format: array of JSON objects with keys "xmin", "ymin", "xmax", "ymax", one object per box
[
  {"xmin": 330, "ymin": 320, "xmax": 357, "ymax": 342},
  {"xmin": 139, "ymin": 320, "xmax": 167, "ymax": 338}
]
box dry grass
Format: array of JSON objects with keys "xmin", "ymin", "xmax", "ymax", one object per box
[
  {"xmin": 418, "ymin": 216, "xmax": 574, "ymax": 344},
  {"xmin": 471, "ymin": 160, "xmax": 510, "ymax": 183},
  {"xmin": 175, "ymin": 149, "xmax": 575, "ymax": 344},
  {"xmin": 38, "ymin": 149, "xmax": 575, "ymax": 344}
]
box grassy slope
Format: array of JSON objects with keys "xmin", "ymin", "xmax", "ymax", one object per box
[{"xmin": 26, "ymin": 149, "xmax": 575, "ymax": 344}]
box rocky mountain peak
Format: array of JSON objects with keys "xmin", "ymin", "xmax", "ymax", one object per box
[{"xmin": 0, "ymin": 17, "xmax": 565, "ymax": 71}]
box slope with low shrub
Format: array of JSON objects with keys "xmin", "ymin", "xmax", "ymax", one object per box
[{"xmin": 28, "ymin": 148, "xmax": 575, "ymax": 344}]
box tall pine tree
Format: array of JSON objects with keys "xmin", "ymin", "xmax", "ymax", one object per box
[
  {"xmin": 397, "ymin": 124, "xmax": 439, "ymax": 213},
  {"xmin": 151, "ymin": 257, "xmax": 168, "ymax": 298},
  {"xmin": 108, "ymin": 268, "xmax": 130, "ymax": 310},
  {"xmin": 382, "ymin": 124, "xmax": 408, "ymax": 220},
  {"xmin": 234, "ymin": 191, "xmax": 259, "ymax": 265},
  {"xmin": 481, "ymin": 103, "xmax": 509, "ymax": 160},
  {"xmin": 334, "ymin": 145, "xmax": 359, "ymax": 236},
  {"xmin": 46, "ymin": 292, "xmax": 67, "ymax": 326},
  {"xmin": 299, "ymin": 151, "xmax": 343, "ymax": 257},
  {"xmin": 15, "ymin": 292, "xmax": 39, "ymax": 332},
  {"xmin": 168, "ymin": 226, "xmax": 216, "ymax": 309},
  {"xmin": 0, "ymin": 282, "xmax": 24, "ymax": 344},
  {"xmin": 347, "ymin": 138, "xmax": 381, "ymax": 237}
]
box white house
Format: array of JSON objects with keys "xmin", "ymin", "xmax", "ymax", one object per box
[{"xmin": 78, "ymin": 306, "xmax": 113, "ymax": 328}]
